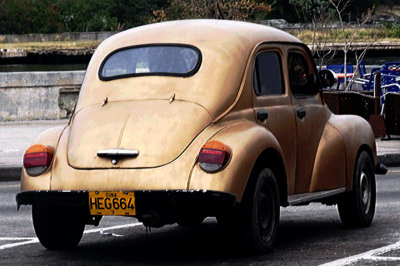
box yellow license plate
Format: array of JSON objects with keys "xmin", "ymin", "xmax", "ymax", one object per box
[{"xmin": 89, "ymin": 191, "xmax": 136, "ymax": 216}]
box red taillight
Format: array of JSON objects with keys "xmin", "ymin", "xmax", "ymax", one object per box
[
  {"xmin": 199, "ymin": 148, "xmax": 226, "ymax": 165},
  {"xmin": 23, "ymin": 145, "xmax": 53, "ymax": 176},
  {"xmin": 198, "ymin": 141, "xmax": 230, "ymax": 173},
  {"xmin": 23, "ymin": 152, "xmax": 52, "ymax": 168}
]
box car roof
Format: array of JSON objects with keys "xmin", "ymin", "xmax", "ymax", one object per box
[{"xmin": 78, "ymin": 20, "xmax": 301, "ymax": 120}]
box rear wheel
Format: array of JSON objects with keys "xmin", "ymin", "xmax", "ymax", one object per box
[
  {"xmin": 337, "ymin": 151, "xmax": 376, "ymax": 227},
  {"xmin": 232, "ymin": 166, "xmax": 280, "ymax": 253},
  {"xmin": 32, "ymin": 204, "xmax": 85, "ymax": 250}
]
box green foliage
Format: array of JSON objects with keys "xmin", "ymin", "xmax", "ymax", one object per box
[
  {"xmin": 152, "ymin": 0, "xmax": 273, "ymax": 22},
  {"xmin": 57, "ymin": 0, "xmax": 118, "ymax": 32},
  {"xmin": 113, "ymin": 0, "xmax": 168, "ymax": 28},
  {"xmin": 0, "ymin": 0, "xmax": 394, "ymax": 34},
  {"xmin": 266, "ymin": 0, "xmax": 298, "ymax": 22},
  {"xmin": 344, "ymin": 0, "xmax": 377, "ymax": 20},
  {"xmin": 289, "ymin": 0, "xmax": 380, "ymax": 23},
  {"xmin": 0, "ymin": 0, "xmax": 118, "ymax": 33},
  {"xmin": 0, "ymin": 0, "xmax": 64, "ymax": 34},
  {"xmin": 289, "ymin": 0, "xmax": 332, "ymax": 23},
  {"xmin": 382, "ymin": 23, "xmax": 400, "ymax": 38}
]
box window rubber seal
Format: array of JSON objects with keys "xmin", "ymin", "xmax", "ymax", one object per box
[{"xmin": 98, "ymin": 43, "xmax": 203, "ymax": 81}]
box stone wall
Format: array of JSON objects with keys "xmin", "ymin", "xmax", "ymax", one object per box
[{"xmin": 0, "ymin": 71, "xmax": 84, "ymax": 121}]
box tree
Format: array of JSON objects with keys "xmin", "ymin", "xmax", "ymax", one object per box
[
  {"xmin": 152, "ymin": 0, "xmax": 272, "ymax": 22},
  {"xmin": 329, "ymin": 0, "xmax": 376, "ymax": 90},
  {"xmin": 113, "ymin": 0, "xmax": 168, "ymax": 29},
  {"xmin": 57, "ymin": 0, "xmax": 118, "ymax": 32},
  {"xmin": 290, "ymin": 0, "xmax": 337, "ymax": 69},
  {"xmin": 290, "ymin": 0, "xmax": 332, "ymax": 23},
  {"xmin": 291, "ymin": 0, "xmax": 377, "ymax": 90},
  {"xmin": 0, "ymin": 0, "xmax": 64, "ymax": 34}
]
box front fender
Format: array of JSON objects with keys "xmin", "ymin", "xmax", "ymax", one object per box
[
  {"xmin": 310, "ymin": 121, "xmax": 346, "ymax": 192},
  {"xmin": 188, "ymin": 120, "xmax": 284, "ymax": 202},
  {"xmin": 20, "ymin": 125, "xmax": 66, "ymax": 192},
  {"xmin": 328, "ymin": 114, "xmax": 376, "ymax": 191}
]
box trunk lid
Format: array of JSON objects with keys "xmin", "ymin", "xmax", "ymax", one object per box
[{"xmin": 67, "ymin": 100, "xmax": 211, "ymax": 169}]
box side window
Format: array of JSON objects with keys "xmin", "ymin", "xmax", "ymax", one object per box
[
  {"xmin": 287, "ymin": 52, "xmax": 317, "ymax": 95},
  {"xmin": 253, "ymin": 51, "xmax": 284, "ymax": 96}
]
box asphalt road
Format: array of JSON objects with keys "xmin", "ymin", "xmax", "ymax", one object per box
[{"xmin": 1, "ymin": 170, "xmax": 399, "ymax": 265}]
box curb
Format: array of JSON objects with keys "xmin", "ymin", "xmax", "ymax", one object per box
[
  {"xmin": 0, "ymin": 167, "xmax": 21, "ymax": 181},
  {"xmin": 0, "ymin": 154, "xmax": 398, "ymax": 182},
  {"xmin": 377, "ymin": 153, "xmax": 400, "ymax": 167}
]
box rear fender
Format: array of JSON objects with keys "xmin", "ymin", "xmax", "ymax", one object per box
[
  {"xmin": 188, "ymin": 121, "xmax": 286, "ymax": 202},
  {"xmin": 20, "ymin": 126, "xmax": 66, "ymax": 191}
]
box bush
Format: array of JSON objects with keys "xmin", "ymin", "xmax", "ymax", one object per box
[
  {"xmin": 382, "ymin": 22, "xmax": 400, "ymax": 38},
  {"xmin": 0, "ymin": 0, "xmax": 119, "ymax": 34}
]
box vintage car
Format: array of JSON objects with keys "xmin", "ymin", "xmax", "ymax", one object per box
[{"xmin": 16, "ymin": 20, "xmax": 386, "ymax": 253}]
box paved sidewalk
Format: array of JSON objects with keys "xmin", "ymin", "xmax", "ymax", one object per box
[
  {"xmin": 0, "ymin": 120, "xmax": 399, "ymax": 181},
  {"xmin": 376, "ymin": 138, "xmax": 400, "ymax": 166},
  {"xmin": 0, "ymin": 120, "xmax": 67, "ymax": 181}
]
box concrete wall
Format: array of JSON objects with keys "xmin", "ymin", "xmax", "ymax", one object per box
[
  {"xmin": 0, "ymin": 65, "xmax": 382, "ymax": 121},
  {"xmin": 0, "ymin": 71, "xmax": 84, "ymax": 121},
  {"xmin": 0, "ymin": 31, "xmax": 116, "ymax": 43}
]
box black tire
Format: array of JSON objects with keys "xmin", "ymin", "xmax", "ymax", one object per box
[
  {"xmin": 32, "ymin": 204, "xmax": 85, "ymax": 250},
  {"xmin": 337, "ymin": 151, "xmax": 376, "ymax": 227},
  {"xmin": 239, "ymin": 166, "xmax": 280, "ymax": 253},
  {"xmin": 177, "ymin": 215, "xmax": 205, "ymax": 226}
]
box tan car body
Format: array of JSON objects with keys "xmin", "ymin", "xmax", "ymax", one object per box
[{"xmin": 21, "ymin": 20, "xmax": 376, "ymax": 206}]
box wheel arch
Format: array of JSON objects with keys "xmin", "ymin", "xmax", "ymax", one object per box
[
  {"xmin": 349, "ymin": 144, "xmax": 375, "ymax": 190},
  {"xmin": 358, "ymin": 144, "xmax": 375, "ymax": 165},
  {"xmin": 343, "ymin": 133, "xmax": 376, "ymax": 192},
  {"xmin": 244, "ymin": 148, "xmax": 289, "ymax": 207}
]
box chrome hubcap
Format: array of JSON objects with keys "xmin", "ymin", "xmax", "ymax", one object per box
[{"xmin": 360, "ymin": 171, "xmax": 371, "ymax": 214}]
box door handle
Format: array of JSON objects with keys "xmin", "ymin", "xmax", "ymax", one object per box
[
  {"xmin": 257, "ymin": 111, "xmax": 269, "ymax": 122},
  {"xmin": 297, "ymin": 108, "xmax": 306, "ymax": 119}
]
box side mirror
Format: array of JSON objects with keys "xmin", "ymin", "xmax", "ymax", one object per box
[{"xmin": 319, "ymin": 69, "xmax": 338, "ymax": 88}]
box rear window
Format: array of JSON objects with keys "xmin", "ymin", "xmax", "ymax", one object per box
[{"xmin": 99, "ymin": 44, "xmax": 202, "ymax": 81}]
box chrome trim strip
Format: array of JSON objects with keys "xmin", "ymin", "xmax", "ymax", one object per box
[
  {"xmin": 97, "ymin": 149, "xmax": 139, "ymax": 158},
  {"xmin": 288, "ymin": 188, "xmax": 346, "ymax": 205}
]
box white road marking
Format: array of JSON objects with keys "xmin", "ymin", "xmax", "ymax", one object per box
[
  {"xmin": 83, "ymin": 222, "xmax": 142, "ymax": 234},
  {"xmin": 0, "ymin": 239, "xmax": 39, "ymax": 250},
  {"xmin": 0, "ymin": 237, "xmax": 37, "ymax": 241},
  {"xmin": 369, "ymin": 256, "xmax": 400, "ymax": 262},
  {"xmin": 99, "ymin": 231, "xmax": 123, "ymax": 237},
  {"xmin": 321, "ymin": 240, "xmax": 400, "ymax": 265},
  {"xmin": 0, "ymin": 222, "xmax": 142, "ymax": 250}
]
